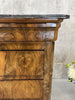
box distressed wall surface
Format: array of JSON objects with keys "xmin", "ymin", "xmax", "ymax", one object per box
[{"xmin": 0, "ymin": 0, "xmax": 74, "ymax": 79}]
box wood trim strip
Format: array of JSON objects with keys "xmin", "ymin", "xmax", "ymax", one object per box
[
  {"xmin": 0, "ymin": 23, "xmax": 57, "ymax": 28},
  {"xmin": 0, "ymin": 18, "xmax": 63, "ymax": 23}
]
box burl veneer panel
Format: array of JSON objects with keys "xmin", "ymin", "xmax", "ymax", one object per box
[
  {"xmin": 0, "ymin": 51, "xmax": 44, "ymax": 80},
  {"xmin": 0, "ymin": 28, "xmax": 58, "ymax": 42},
  {"xmin": 0, "ymin": 80, "xmax": 43, "ymax": 100}
]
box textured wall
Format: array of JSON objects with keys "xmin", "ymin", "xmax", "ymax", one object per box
[{"xmin": 0, "ymin": 0, "xmax": 74, "ymax": 79}]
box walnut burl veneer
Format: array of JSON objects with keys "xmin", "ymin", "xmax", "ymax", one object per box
[{"xmin": 0, "ymin": 15, "xmax": 69, "ymax": 100}]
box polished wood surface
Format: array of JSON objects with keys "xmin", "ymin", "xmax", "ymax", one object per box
[
  {"xmin": 0, "ymin": 16, "xmax": 67, "ymax": 100},
  {"xmin": 0, "ymin": 51, "xmax": 44, "ymax": 80},
  {"xmin": 0, "ymin": 80, "xmax": 43, "ymax": 99},
  {"xmin": 0, "ymin": 18, "xmax": 63, "ymax": 23},
  {"xmin": 44, "ymin": 42, "xmax": 54, "ymax": 100},
  {"xmin": 0, "ymin": 27, "xmax": 58, "ymax": 42},
  {"xmin": 0, "ymin": 42, "xmax": 45, "ymax": 50}
]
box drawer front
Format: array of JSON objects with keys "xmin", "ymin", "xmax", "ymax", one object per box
[
  {"xmin": 0, "ymin": 51, "xmax": 44, "ymax": 80},
  {"xmin": 0, "ymin": 27, "xmax": 56, "ymax": 42},
  {"xmin": 0, "ymin": 80, "xmax": 43, "ymax": 100}
]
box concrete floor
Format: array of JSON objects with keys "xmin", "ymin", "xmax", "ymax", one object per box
[{"xmin": 51, "ymin": 79, "xmax": 75, "ymax": 100}]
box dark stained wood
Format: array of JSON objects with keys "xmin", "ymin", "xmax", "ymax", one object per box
[
  {"xmin": 0, "ymin": 27, "xmax": 58, "ymax": 42},
  {"xmin": 0, "ymin": 80, "xmax": 43, "ymax": 99},
  {"xmin": 0, "ymin": 51, "xmax": 44, "ymax": 80}
]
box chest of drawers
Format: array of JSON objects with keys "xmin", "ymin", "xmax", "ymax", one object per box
[{"xmin": 0, "ymin": 15, "xmax": 69, "ymax": 100}]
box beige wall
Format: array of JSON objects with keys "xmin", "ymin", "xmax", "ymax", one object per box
[{"xmin": 0, "ymin": 0, "xmax": 74, "ymax": 79}]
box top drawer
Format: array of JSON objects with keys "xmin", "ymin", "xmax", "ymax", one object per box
[{"xmin": 0, "ymin": 27, "xmax": 57, "ymax": 42}]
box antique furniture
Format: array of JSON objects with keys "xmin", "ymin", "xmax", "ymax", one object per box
[{"xmin": 0, "ymin": 15, "xmax": 69, "ymax": 100}]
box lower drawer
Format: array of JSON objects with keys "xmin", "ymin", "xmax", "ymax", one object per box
[{"xmin": 0, "ymin": 80, "xmax": 43, "ymax": 100}]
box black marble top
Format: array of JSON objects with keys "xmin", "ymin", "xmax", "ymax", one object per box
[{"xmin": 0, "ymin": 14, "xmax": 70, "ymax": 19}]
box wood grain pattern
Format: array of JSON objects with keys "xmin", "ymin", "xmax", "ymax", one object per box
[
  {"xmin": 0, "ymin": 28, "xmax": 58, "ymax": 42},
  {"xmin": 0, "ymin": 51, "xmax": 44, "ymax": 80},
  {"xmin": 44, "ymin": 42, "xmax": 54, "ymax": 100},
  {"xmin": 0, "ymin": 80, "xmax": 43, "ymax": 99},
  {"xmin": 0, "ymin": 28, "xmax": 24, "ymax": 42},
  {"xmin": 0, "ymin": 42, "xmax": 45, "ymax": 50},
  {"xmin": 12, "ymin": 80, "xmax": 43, "ymax": 99},
  {"xmin": 0, "ymin": 17, "xmax": 65, "ymax": 100},
  {"xmin": 0, "ymin": 81, "xmax": 11, "ymax": 99}
]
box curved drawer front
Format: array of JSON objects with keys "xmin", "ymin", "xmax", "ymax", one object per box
[
  {"xmin": 0, "ymin": 51, "xmax": 44, "ymax": 80},
  {"xmin": 0, "ymin": 28, "xmax": 57, "ymax": 42},
  {"xmin": 0, "ymin": 80, "xmax": 43, "ymax": 100}
]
